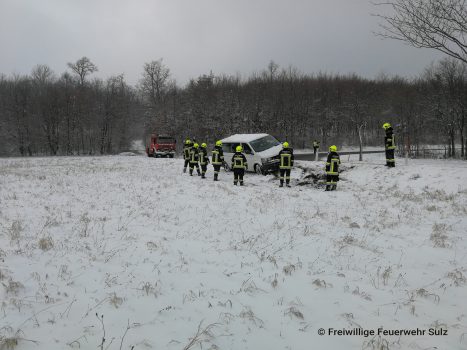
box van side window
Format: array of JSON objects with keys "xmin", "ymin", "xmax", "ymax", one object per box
[
  {"xmin": 225, "ymin": 143, "xmax": 240, "ymax": 153},
  {"xmin": 242, "ymin": 143, "xmax": 253, "ymax": 155}
]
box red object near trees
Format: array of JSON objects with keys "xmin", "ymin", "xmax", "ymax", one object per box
[{"xmin": 146, "ymin": 134, "xmax": 176, "ymax": 158}]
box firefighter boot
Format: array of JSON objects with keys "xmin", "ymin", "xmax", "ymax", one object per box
[
  {"xmin": 189, "ymin": 168, "xmax": 193, "ymax": 176},
  {"xmin": 279, "ymin": 180, "xmax": 284, "ymax": 187},
  {"xmin": 325, "ymin": 185, "xmax": 331, "ymax": 191},
  {"xmin": 240, "ymin": 180, "xmax": 244, "ymax": 186},
  {"xmin": 201, "ymin": 173, "xmax": 206, "ymax": 179},
  {"xmin": 286, "ymin": 182, "xmax": 291, "ymax": 188},
  {"xmin": 332, "ymin": 185, "xmax": 337, "ymax": 191},
  {"xmin": 183, "ymin": 167, "xmax": 187, "ymax": 173},
  {"xmin": 214, "ymin": 173, "xmax": 218, "ymax": 181}
]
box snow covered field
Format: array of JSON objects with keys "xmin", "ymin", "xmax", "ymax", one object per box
[{"xmin": 1, "ymin": 156, "xmax": 466, "ymax": 350}]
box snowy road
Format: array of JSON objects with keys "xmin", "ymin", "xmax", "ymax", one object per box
[{"xmin": 1, "ymin": 156, "xmax": 466, "ymax": 349}]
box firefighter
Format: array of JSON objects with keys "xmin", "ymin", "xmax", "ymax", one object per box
[
  {"xmin": 199, "ymin": 143, "xmax": 210, "ymax": 178},
  {"xmin": 189, "ymin": 143, "xmax": 201, "ymax": 176},
  {"xmin": 325, "ymin": 145, "xmax": 340, "ymax": 191},
  {"xmin": 383, "ymin": 123, "xmax": 396, "ymax": 167},
  {"xmin": 312, "ymin": 140, "xmax": 320, "ymax": 156},
  {"xmin": 279, "ymin": 142, "xmax": 294, "ymax": 187},
  {"xmin": 211, "ymin": 140, "xmax": 224, "ymax": 181},
  {"xmin": 231, "ymin": 145, "xmax": 248, "ymax": 186},
  {"xmin": 183, "ymin": 139, "xmax": 193, "ymax": 173}
]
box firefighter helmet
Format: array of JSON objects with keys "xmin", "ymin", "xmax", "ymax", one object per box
[
  {"xmin": 236, "ymin": 145, "xmax": 243, "ymax": 152},
  {"xmin": 216, "ymin": 140, "xmax": 222, "ymax": 146},
  {"xmin": 201, "ymin": 143, "xmax": 207, "ymax": 148},
  {"xmin": 193, "ymin": 143, "xmax": 199, "ymax": 148},
  {"xmin": 185, "ymin": 139, "xmax": 191, "ymax": 145},
  {"xmin": 283, "ymin": 142, "xmax": 289, "ymax": 148},
  {"xmin": 382, "ymin": 123, "xmax": 391, "ymax": 129},
  {"xmin": 329, "ymin": 145, "xmax": 337, "ymax": 152}
]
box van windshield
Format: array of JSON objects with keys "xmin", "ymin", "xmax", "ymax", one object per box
[{"xmin": 249, "ymin": 135, "xmax": 280, "ymax": 152}]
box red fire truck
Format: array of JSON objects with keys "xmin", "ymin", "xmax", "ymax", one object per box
[{"xmin": 146, "ymin": 134, "xmax": 176, "ymax": 158}]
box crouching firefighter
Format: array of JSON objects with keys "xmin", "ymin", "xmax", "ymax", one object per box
[
  {"xmin": 325, "ymin": 145, "xmax": 340, "ymax": 191},
  {"xmin": 383, "ymin": 122, "xmax": 396, "ymax": 167},
  {"xmin": 189, "ymin": 143, "xmax": 201, "ymax": 176},
  {"xmin": 199, "ymin": 143, "xmax": 210, "ymax": 178},
  {"xmin": 232, "ymin": 145, "xmax": 248, "ymax": 186},
  {"xmin": 183, "ymin": 139, "xmax": 193, "ymax": 173},
  {"xmin": 211, "ymin": 140, "xmax": 224, "ymax": 181},
  {"xmin": 279, "ymin": 142, "xmax": 294, "ymax": 187}
]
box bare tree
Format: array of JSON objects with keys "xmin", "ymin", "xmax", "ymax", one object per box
[
  {"xmin": 266, "ymin": 60, "xmax": 279, "ymax": 82},
  {"xmin": 140, "ymin": 59, "xmax": 170, "ymax": 106},
  {"xmin": 139, "ymin": 59, "xmax": 171, "ymax": 133},
  {"xmin": 373, "ymin": 0, "xmax": 467, "ymax": 64},
  {"xmin": 67, "ymin": 57, "xmax": 98, "ymax": 85},
  {"xmin": 31, "ymin": 64, "xmax": 54, "ymax": 85}
]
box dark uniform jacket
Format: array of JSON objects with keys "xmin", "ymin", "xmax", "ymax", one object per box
[
  {"xmin": 211, "ymin": 146, "xmax": 224, "ymax": 165},
  {"xmin": 183, "ymin": 144, "xmax": 192, "ymax": 160},
  {"xmin": 385, "ymin": 127, "xmax": 396, "ymax": 150},
  {"xmin": 279, "ymin": 148, "xmax": 294, "ymax": 169},
  {"xmin": 325, "ymin": 152, "xmax": 340, "ymax": 175},
  {"xmin": 199, "ymin": 148, "xmax": 210, "ymax": 165},
  {"xmin": 189, "ymin": 148, "xmax": 200, "ymax": 163},
  {"xmin": 231, "ymin": 152, "xmax": 248, "ymax": 170}
]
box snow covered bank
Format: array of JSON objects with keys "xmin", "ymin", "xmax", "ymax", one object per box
[{"xmin": 0, "ymin": 156, "xmax": 466, "ymax": 349}]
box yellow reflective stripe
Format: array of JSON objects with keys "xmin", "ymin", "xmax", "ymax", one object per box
[
  {"xmin": 280, "ymin": 154, "xmax": 292, "ymax": 167},
  {"xmin": 331, "ymin": 159, "xmax": 338, "ymax": 173},
  {"xmin": 233, "ymin": 156, "xmax": 245, "ymax": 168},
  {"xmin": 212, "ymin": 150, "xmax": 223, "ymax": 164}
]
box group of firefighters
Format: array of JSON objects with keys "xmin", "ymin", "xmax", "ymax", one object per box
[{"xmin": 181, "ymin": 123, "xmax": 396, "ymax": 191}]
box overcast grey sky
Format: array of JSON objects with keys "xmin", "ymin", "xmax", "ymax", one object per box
[{"xmin": 0, "ymin": 0, "xmax": 443, "ymax": 85}]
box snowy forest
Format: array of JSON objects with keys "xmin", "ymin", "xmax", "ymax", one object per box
[{"xmin": 0, "ymin": 56, "xmax": 466, "ymax": 158}]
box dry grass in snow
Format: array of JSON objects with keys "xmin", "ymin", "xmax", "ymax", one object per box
[{"xmin": 0, "ymin": 156, "xmax": 466, "ymax": 349}]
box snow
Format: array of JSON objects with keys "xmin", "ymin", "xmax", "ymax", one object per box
[
  {"xmin": 1, "ymin": 156, "xmax": 466, "ymax": 349},
  {"xmin": 221, "ymin": 133, "xmax": 270, "ymax": 143}
]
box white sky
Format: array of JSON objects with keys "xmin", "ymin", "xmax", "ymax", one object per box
[{"xmin": 0, "ymin": 0, "xmax": 443, "ymax": 85}]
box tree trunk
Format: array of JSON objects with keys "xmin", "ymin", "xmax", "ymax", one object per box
[
  {"xmin": 451, "ymin": 130, "xmax": 456, "ymax": 157},
  {"xmin": 357, "ymin": 125, "xmax": 363, "ymax": 161}
]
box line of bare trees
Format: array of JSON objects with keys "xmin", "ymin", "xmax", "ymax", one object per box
[
  {"xmin": 0, "ymin": 57, "xmax": 143, "ymax": 156},
  {"xmin": 142, "ymin": 58, "xmax": 467, "ymax": 158},
  {"xmin": 0, "ymin": 56, "xmax": 466, "ymax": 158}
]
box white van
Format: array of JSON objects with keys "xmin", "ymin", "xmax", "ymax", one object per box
[{"xmin": 220, "ymin": 133, "xmax": 282, "ymax": 174}]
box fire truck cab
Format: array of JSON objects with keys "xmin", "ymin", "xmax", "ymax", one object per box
[{"xmin": 146, "ymin": 134, "xmax": 176, "ymax": 158}]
